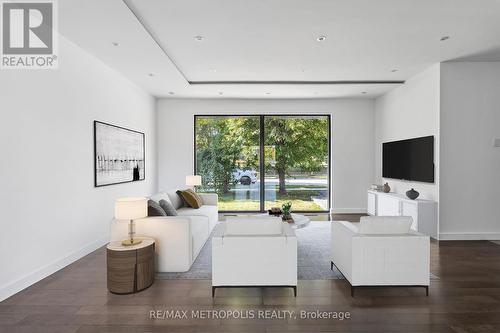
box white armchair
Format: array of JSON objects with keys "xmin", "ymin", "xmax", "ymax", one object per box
[
  {"xmin": 212, "ymin": 216, "xmax": 297, "ymax": 297},
  {"xmin": 331, "ymin": 216, "xmax": 430, "ymax": 296}
]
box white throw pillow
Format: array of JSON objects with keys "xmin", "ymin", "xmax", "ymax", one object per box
[
  {"xmin": 358, "ymin": 216, "xmax": 412, "ymax": 234},
  {"xmin": 150, "ymin": 192, "xmax": 172, "ymax": 204}
]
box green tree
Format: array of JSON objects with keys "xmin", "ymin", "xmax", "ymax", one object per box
[{"xmin": 265, "ymin": 117, "xmax": 328, "ymax": 194}]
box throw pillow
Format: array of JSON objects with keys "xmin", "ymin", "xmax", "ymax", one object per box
[
  {"xmin": 159, "ymin": 199, "xmax": 178, "ymax": 216},
  {"xmin": 148, "ymin": 199, "xmax": 166, "ymax": 216},
  {"xmin": 179, "ymin": 189, "xmax": 203, "ymax": 209},
  {"xmin": 176, "ymin": 190, "xmax": 189, "ymax": 207}
]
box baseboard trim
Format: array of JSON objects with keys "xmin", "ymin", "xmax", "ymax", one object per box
[
  {"xmin": 332, "ymin": 208, "xmax": 367, "ymax": 214},
  {"xmin": 439, "ymin": 232, "xmax": 500, "ymax": 241},
  {"xmin": 0, "ymin": 236, "xmax": 108, "ymax": 302}
]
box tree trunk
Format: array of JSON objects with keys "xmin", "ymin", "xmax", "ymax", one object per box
[
  {"xmin": 222, "ymin": 178, "xmax": 230, "ymax": 194},
  {"xmin": 277, "ymin": 168, "xmax": 287, "ymax": 195}
]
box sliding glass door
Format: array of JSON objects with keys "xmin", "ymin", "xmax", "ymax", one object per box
[
  {"xmin": 264, "ymin": 116, "xmax": 329, "ymax": 211},
  {"xmin": 195, "ymin": 116, "xmax": 261, "ymax": 211},
  {"xmin": 194, "ymin": 115, "xmax": 330, "ymax": 212}
]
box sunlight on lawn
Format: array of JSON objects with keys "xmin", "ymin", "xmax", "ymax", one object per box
[{"xmin": 218, "ymin": 199, "xmax": 323, "ymax": 211}]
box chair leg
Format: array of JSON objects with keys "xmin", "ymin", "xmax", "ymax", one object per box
[
  {"xmin": 330, "ymin": 261, "xmax": 333, "ymax": 271},
  {"xmin": 293, "ymin": 286, "xmax": 297, "ymax": 297},
  {"xmin": 212, "ymin": 286, "xmax": 216, "ymax": 298},
  {"xmin": 351, "ymin": 286, "xmax": 354, "ymax": 297},
  {"xmin": 425, "ymin": 286, "xmax": 429, "ymax": 296}
]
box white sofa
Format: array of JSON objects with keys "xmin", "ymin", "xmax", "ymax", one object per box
[
  {"xmin": 331, "ymin": 216, "xmax": 430, "ymax": 296},
  {"xmin": 212, "ymin": 216, "xmax": 297, "ymax": 297},
  {"xmin": 110, "ymin": 190, "xmax": 218, "ymax": 272}
]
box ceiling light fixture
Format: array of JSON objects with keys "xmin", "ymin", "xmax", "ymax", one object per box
[
  {"xmin": 218, "ymin": 92, "xmax": 223, "ymax": 95},
  {"xmin": 391, "ymin": 69, "xmax": 398, "ymax": 72},
  {"xmin": 440, "ymin": 36, "xmax": 450, "ymax": 41},
  {"xmin": 148, "ymin": 73, "xmax": 154, "ymax": 77},
  {"xmin": 316, "ymin": 35, "xmax": 327, "ymax": 42},
  {"xmin": 194, "ymin": 35, "xmax": 204, "ymax": 41},
  {"xmin": 265, "ymin": 92, "xmax": 271, "ymax": 95},
  {"xmin": 361, "ymin": 91, "xmax": 367, "ymax": 94},
  {"xmin": 168, "ymin": 91, "xmax": 174, "ymax": 95},
  {"xmin": 112, "ymin": 42, "xmax": 119, "ymax": 46}
]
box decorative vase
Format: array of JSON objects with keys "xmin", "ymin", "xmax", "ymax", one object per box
[
  {"xmin": 406, "ymin": 188, "xmax": 420, "ymax": 200},
  {"xmin": 383, "ymin": 182, "xmax": 391, "ymax": 193},
  {"xmin": 282, "ymin": 213, "xmax": 293, "ymax": 222}
]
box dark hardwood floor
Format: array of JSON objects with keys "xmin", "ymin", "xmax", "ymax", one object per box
[{"xmin": 2, "ymin": 215, "xmax": 500, "ymax": 332}]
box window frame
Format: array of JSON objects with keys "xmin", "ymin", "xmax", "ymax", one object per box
[{"xmin": 193, "ymin": 114, "xmax": 331, "ymax": 213}]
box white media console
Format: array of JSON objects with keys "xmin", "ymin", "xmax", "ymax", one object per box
[{"xmin": 367, "ymin": 190, "xmax": 438, "ymax": 239}]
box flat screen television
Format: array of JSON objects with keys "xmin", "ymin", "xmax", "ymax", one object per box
[{"xmin": 383, "ymin": 136, "xmax": 434, "ymax": 183}]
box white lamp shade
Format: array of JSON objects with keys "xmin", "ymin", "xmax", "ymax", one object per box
[
  {"xmin": 115, "ymin": 197, "xmax": 148, "ymax": 220},
  {"xmin": 186, "ymin": 175, "xmax": 202, "ymax": 186}
]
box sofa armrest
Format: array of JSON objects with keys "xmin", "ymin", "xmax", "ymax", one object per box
[
  {"xmin": 331, "ymin": 221, "xmax": 357, "ymax": 282},
  {"xmin": 198, "ymin": 193, "xmax": 218, "ymax": 206},
  {"xmin": 351, "ymin": 234, "xmax": 430, "ymax": 286},
  {"xmin": 282, "ymin": 222, "xmax": 297, "ymax": 237}
]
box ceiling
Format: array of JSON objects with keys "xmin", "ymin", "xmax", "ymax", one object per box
[{"xmin": 59, "ymin": 0, "xmax": 500, "ymax": 99}]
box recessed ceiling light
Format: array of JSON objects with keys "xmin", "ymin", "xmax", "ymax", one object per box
[
  {"xmin": 361, "ymin": 91, "xmax": 367, "ymax": 94},
  {"xmin": 194, "ymin": 35, "xmax": 204, "ymax": 41},
  {"xmin": 440, "ymin": 36, "xmax": 450, "ymax": 41},
  {"xmin": 168, "ymin": 91, "xmax": 174, "ymax": 95},
  {"xmin": 391, "ymin": 69, "xmax": 398, "ymax": 72},
  {"xmin": 316, "ymin": 35, "xmax": 327, "ymax": 42},
  {"xmin": 265, "ymin": 92, "xmax": 271, "ymax": 95},
  {"xmin": 148, "ymin": 73, "xmax": 154, "ymax": 77},
  {"xmin": 112, "ymin": 42, "xmax": 119, "ymax": 46},
  {"xmin": 218, "ymin": 92, "xmax": 223, "ymax": 95}
]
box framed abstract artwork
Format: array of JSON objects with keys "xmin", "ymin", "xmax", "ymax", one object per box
[{"xmin": 94, "ymin": 121, "xmax": 145, "ymax": 187}]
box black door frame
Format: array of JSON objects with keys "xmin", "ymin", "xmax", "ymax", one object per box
[{"xmin": 193, "ymin": 114, "xmax": 331, "ymax": 213}]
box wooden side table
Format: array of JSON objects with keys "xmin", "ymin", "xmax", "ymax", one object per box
[{"xmin": 107, "ymin": 237, "xmax": 155, "ymax": 294}]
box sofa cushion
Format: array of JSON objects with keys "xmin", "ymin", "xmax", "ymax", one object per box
[
  {"xmin": 147, "ymin": 199, "xmax": 166, "ymax": 217},
  {"xmin": 177, "ymin": 205, "xmax": 218, "ymax": 230},
  {"xmin": 150, "ymin": 192, "xmax": 172, "ymax": 205},
  {"xmin": 178, "ymin": 189, "xmax": 203, "ymax": 209},
  {"xmin": 162, "ymin": 190, "xmax": 183, "ymax": 210},
  {"xmin": 159, "ymin": 199, "xmax": 177, "ymax": 216},
  {"xmin": 358, "ymin": 216, "xmax": 412, "ymax": 234},
  {"xmin": 177, "ymin": 205, "xmax": 216, "ymax": 218}
]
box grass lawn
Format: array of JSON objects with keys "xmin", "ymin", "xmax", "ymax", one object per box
[{"xmin": 218, "ymin": 199, "xmax": 323, "ymax": 211}]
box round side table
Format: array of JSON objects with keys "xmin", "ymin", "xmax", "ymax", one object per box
[{"xmin": 106, "ymin": 237, "xmax": 155, "ymax": 294}]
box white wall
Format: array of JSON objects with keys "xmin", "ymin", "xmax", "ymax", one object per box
[
  {"xmin": 374, "ymin": 64, "xmax": 440, "ymax": 201},
  {"xmin": 0, "ymin": 36, "xmax": 156, "ymax": 301},
  {"xmin": 157, "ymin": 98, "xmax": 374, "ymax": 213},
  {"xmin": 439, "ymin": 62, "xmax": 500, "ymax": 240}
]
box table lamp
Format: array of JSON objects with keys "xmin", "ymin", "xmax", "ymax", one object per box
[
  {"xmin": 115, "ymin": 197, "xmax": 147, "ymax": 246},
  {"xmin": 186, "ymin": 175, "xmax": 202, "ymax": 191}
]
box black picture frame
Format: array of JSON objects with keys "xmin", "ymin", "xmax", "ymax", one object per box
[{"xmin": 94, "ymin": 120, "xmax": 145, "ymax": 187}]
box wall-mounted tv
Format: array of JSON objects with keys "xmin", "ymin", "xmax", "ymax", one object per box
[{"xmin": 383, "ymin": 135, "xmax": 434, "ymax": 183}]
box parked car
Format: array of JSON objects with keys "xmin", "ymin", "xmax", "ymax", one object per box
[{"xmin": 233, "ymin": 168, "xmax": 258, "ymax": 185}]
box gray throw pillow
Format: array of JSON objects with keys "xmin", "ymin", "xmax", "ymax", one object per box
[
  {"xmin": 159, "ymin": 199, "xmax": 178, "ymax": 216},
  {"xmin": 148, "ymin": 199, "xmax": 166, "ymax": 216}
]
